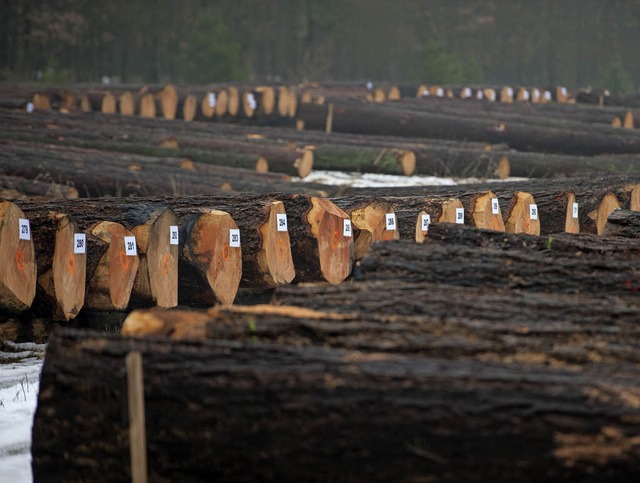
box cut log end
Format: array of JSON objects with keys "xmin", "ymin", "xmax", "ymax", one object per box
[
  {"xmin": 611, "ymin": 117, "xmax": 622, "ymax": 128},
  {"xmin": 626, "ymin": 184, "xmax": 640, "ymax": 211},
  {"xmin": 42, "ymin": 214, "xmax": 86, "ymax": 320},
  {"xmin": 505, "ymin": 192, "xmax": 541, "ymax": 235},
  {"xmin": 101, "ymin": 92, "xmax": 116, "ymax": 114},
  {"xmin": 255, "ymin": 157, "xmax": 269, "ymax": 173},
  {"xmin": 121, "ymin": 308, "xmax": 208, "ymax": 339},
  {"xmin": 596, "ymin": 193, "xmax": 622, "ymax": 235},
  {"xmin": 215, "ymin": 89, "xmax": 229, "ymax": 117},
  {"xmin": 294, "ymin": 149, "xmax": 314, "ymax": 178},
  {"xmin": 255, "ymin": 86, "xmax": 275, "ymax": 115},
  {"xmin": 397, "ymin": 150, "xmax": 416, "ymax": 176},
  {"xmin": 564, "ymin": 193, "xmax": 580, "ymax": 234},
  {"xmin": 182, "ymin": 95, "xmax": 197, "ymax": 122},
  {"xmin": 624, "ymin": 111, "xmax": 635, "ymax": 129},
  {"xmin": 140, "ymin": 94, "xmax": 156, "ymax": 118},
  {"xmin": 159, "ymin": 84, "xmax": 178, "ymax": 120},
  {"xmin": 497, "ymin": 155, "xmax": 510, "ymax": 179},
  {"xmin": 415, "ymin": 209, "xmax": 429, "ymax": 243},
  {"xmin": 439, "ymin": 198, "xmax": 464, "ymax": 223},
  {"xmin": 258, "ymin": 201, "xmax": 295, "ymax": 287},
  {"xmin": 472, "ymin": 192, "xmax": 505, "ymax": 232},
  {"xmin": 86, "ymin": 221, "xmax": 139, "ymax": 310},
  {"xmin": 132, "ymin": 208, "xmax": 179, "ymax": 308},
  {"xmin": 349, "ymin": 201, "xmax": 399, "ymax": 261},
  {"xmin": 118, "ymin": 91, "xmax": 135, "ymax": 116},
  {"xmin": 309, "ymin": 197, "xmax": 353, "ymax": 284},
  {"xmin": 0, "ymin": 201, "xmax": 37, "ymax": 312},
  {"xmin": 183, "ymin": 210, "xmax": 242, "ymax": 305},
  {"xmin": 227, "ymin": 87, "xmax": 240, "ymax": 117}
]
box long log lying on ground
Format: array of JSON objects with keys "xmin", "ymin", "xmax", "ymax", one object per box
[
  {"xmin": 123, "ymin": 302, "xmax": 640, "ymax": 363},
  {"xmin": 275, "ymin": 195, "xmax": 353, "ymax": 283},
  {"xmin": 296, "ymin": 102, "xmax": 640, "ymax": 155},
  {"xmin": 34, "ymin": 328, "xmax": 640, "ymax": 482},
  {"xmin": 0, "ymin": 201, "xmax": 36, "ymax": 312},
  {"xmin": 0, "ymin": 139, "xmax": 329, "ymax": 196},
  {"xmin": 354, "ymin": 237, "xmax": 640, "ymax": 296},
  {"xmin": 0, "ymin": 175, "xmax": 79, "ymax": 200}
]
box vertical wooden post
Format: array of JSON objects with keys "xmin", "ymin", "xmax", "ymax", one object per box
[
  {"xmin": 126, "ymin": 351, "xmax": 148, "ymax": 483},
  {"xmin": 325, "ymin": 103, "xmax": 334, "ymax": 134}
]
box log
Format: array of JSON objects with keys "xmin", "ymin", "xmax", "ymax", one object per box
[
  {"xmin": 275, "ymin": 195, "xmax": 353, "ymax": 284},
  {"xmin": 296, "ymin": 102, "xmax": 640, "ymax": 156},
  {"xmin": 331, "ymin": 197, "xmax": 399, "ymax": 260},
  {"xmin": 603, "ymin": 209, "xmax": 640, "ymax": 238},
  {"xmin": 178, "ymin": 94, "xmax": 197, "ymax": 122},
  {"xmin": 118, "ymin": 91, "xmax": 136, "ymax": 116},
  {"xmin": 33, "ymin": 328, "xmax": 640, "ymax": 482},
  {"xmin": 0, "ymin": 175, "xmax": 79, "ymax": 200},
  {"xmin": 385, "ymin": 195, "xmax": 463, "ymax": 242},
  {"xmin": 0, "ymin": 201, "xmax": 36, "ymax": 312},
  {"xmin": 177, "ymin": 210, "xmax": 241, "ymax": 306},
  {"xmin": 354, "ymin": 237, "xmax": 640, "ymax": 296},
  {"xmin": 311, "ymin": 145, "xmax": 416, "ymax": 176}
]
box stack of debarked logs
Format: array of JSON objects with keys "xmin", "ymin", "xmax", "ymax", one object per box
[{"xmin": 1, "ymin": 175, "xmax": 638, "ymax": 320}]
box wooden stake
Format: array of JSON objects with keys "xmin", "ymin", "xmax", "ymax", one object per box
[
  {"xmin": 325, "ymin": 103, "xmax": 334, "ymax": 134},
  {"xmin": 126, "ymin": 351, "xmax": 148, "ymax": 483}
]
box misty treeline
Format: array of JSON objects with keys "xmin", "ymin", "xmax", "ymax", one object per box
[{"xmin": 1, "ymin": 0, "xmax": 639, "ymax": 91}]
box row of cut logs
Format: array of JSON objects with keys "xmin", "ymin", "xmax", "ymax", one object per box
[{"xmin": 2, "ymin": 177, "xmax": 639, "ymax": 318}]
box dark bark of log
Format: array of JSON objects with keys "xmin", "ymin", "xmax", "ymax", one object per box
[
  {"xmin": 296, "ymin": 102, "xmax": 640, "ymax": 156},
  {"xmin": 312, "ymin": 144, "xmax": 415, "ymax": 176},
  {"xmin": 354, "ymin": 238, "xmax": 640, "ymax": 296},
  {"xmin": 0, "ymin": 175, "xmax": 78, "ymax": 200},
  {"xmin": 33, "ymin": 328, "xmax": 640, "ymax": 482},
  {"xmin": 603, "ymin": 209, "xmax": 640, "ymax": 238}
]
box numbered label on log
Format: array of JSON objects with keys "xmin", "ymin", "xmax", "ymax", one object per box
[
  {"xmin": 124, "ymin": 236, "xmax": 137, "ymax": 256},
  {"xmin": 18, "ymin": 218, "xmax": 30, "ymax": 240},
  {"xmin": 421, "ymin": 214, "xmax": 431, "ymax": 232},
  {"xmin": 276, "ymin": 214, "xmax": 288, "ymax": 232},
  {"xmin": 229, "ymin": 229, "xmax": 241, "ymax": 248},
  {"xmin": 73, "ymin": 233, "xmax": 86, "ymax": 254},
  {"xmin": 343, "ymin": 219, "xmax": 352, "ymax": 237},
  {"xmin": 169, "ymin": 225, "xmax": 179, "ymax": 245},
  {"xmin": 529, "ymin": 204, "xmax": 538, "ymax": 220},
  {"xmin": 455, "ymin": 208, "xmax": 465, "ymax": 224},
  {"xmin": 26, "ymin": 102, "xmax": 34, "ymax": 113},
  {"xmin": 385, "ymin": 213, "xmax": 397, "ymax": 231},
  {"xmin": 208, "ymin": 93, "xmax": 216, "ymax": 107},
  {"xmin": 572, "ymin": 203, "xmax": 579, "ymax": 219},
  {"xmin": 491, "ymin": 198, "xmax": 500, "ymax": 215},
  {"xmin": 247, "ymin": 93, "xmax": 257, "ymax": 110}
]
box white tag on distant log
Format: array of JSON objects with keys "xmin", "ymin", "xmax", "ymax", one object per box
[
  {"xmin": 385, "ymin": 213, "xmax": 396, "ymax": 231},
  {"xmin": 462, "ymin": 87, "xmax": 471, "ymax": 97},
  {"xmin": 561, "ymin": 86, "xmax": 567, "ymax": 96},
  {"xmin": 421, "ymin": 214, "xmax": 431, "ymax": 232},
  {"xmin": 26, "ymin": 102, "xmax": 34, "ymax": 113},
  {"xmin": 247, "ymin": 93, "xmax": 257, "ymax": 110},
  {"xmin": 366, "ymin": 81, "xmax": 373, "ymax": 90},
  {"xmin": 170, "ymin": 225, "xmax": 179, "ymax": 245},
  {"xmin": 18, "ymin": 218, "xmax": 30, "ymax": 240},
  {"xmin": 343, "ymin": 219, "xmax": 352, "ymax": 237},
  {"xmin": 476, "ymin": 90, "xmax": 483, "ymax": 100},
  {"xmin": 572, "ymin": 203, "xmax": 579, "ymax": 219},
  {"xmin": 529, "ymin": 204, "xmax": 538, "ymax": 220},
  {"xmin": 422, "ymin": 90, "xmax": 430, "ymax": 97},
  {"xmin": 544, "ymin": 91, "xmax": 552, "ymax": 101},
  {"xmin": 229, "ymin": 229, "xmax": 240, "ymax": 248},
  {"xmin": 124, "ymin": 236, "xmax": 137, "ymax": 256},
  {"xmin": 276, "ymin": 214, "xmax": 288, "ymax": 232},
  {"xmin": 456, "ymin": 208, "xmax": 465, "ymax": 224},
  {"xmin": 73, "ymin": 233, "xmax": 86, "ymax": 254},
  {"xmin": 491, "ymin": 198, "xmax": 500, "ymax": 215},
  {"xmin": 436, "ymin": 88, "xmax": 444, "ymax": 97},
  {"xmin": 506, "ymin": 87, "xmax": 513, "ymax": 97},
  {"xmin": 208, "ymin": 93, "xmax": 216, "ymax": 107},
  {"xmin": 522, "ymin": 90, "xmax": 530, "ymax": 101}
]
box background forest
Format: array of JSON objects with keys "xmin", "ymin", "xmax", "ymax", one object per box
[{"xmin": 1, "ymin": 0, "xmax": 639, "ymax": 92}]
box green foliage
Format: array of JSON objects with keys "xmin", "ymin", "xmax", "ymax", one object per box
[
  {"xmin": 417, "ymin": 42, "xmax": 483, "ymax": 85},
  {"xmin": 171, "ymin": 9, "xmax": 247, "ymax": 83},
  {"xmin": 598, "ymin": 56, "xmax": 634, "ymax": 94}
]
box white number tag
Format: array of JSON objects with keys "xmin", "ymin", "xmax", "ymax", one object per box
[
  {"xmin": 421, "ymin": 214, "xmax": 431, "ymax": 232},
  {"xmin": 170, "ymin": 225, "xmax": 179, "ymax": 245},
  {"xmin": 455, "ymin": 208, "xmax": 464, "ymax": 224},
  {"xmin": 208, "ymin": 93, "xmax": 216, "ymax": 107},
  {"xmin": 247, "ymin": 93, "xmax": 257, "ymax": 110},
  {"xmin": 26, "ymin": 102, "xmax": 34, "ymax": 113},
  {"xmin": 276, "ymin": 214, "xmax": 288, "ymax": 232},
  {"xmin": 124, "ymin": 236, "xmax": 137, "ymax": 256},
  {"xmin": 491, "ymin": 198, "xmax": 500, "ymax": 215},
  {"xmin": 229, "ymin": 229, "xmax": 240, "ymax": 248},
  {"xmin": 343, "ymin": 219, "xmax": 352, "ymax": 237},
  {"xmin": 529, "ymin": 204, "xmax": 538, "ymax": 220},
  {"xmin": 73, "ymin": 233, "xmax": 86, "ymax": 254},
  {"xmin": 385, "ymin": 213, "xmax": 396, "ymax": 231},
  {"xmin": 18, "ymin": 218, "xmax": 30, "ymax": 240},
  {"xmin": 572, "ymin": 203, "xmax": 579, "ymax": 219}
]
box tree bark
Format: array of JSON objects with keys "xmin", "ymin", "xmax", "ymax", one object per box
[{"xmin": 33, "ymin": 328, "xmax": 640, "ymax": 482}]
